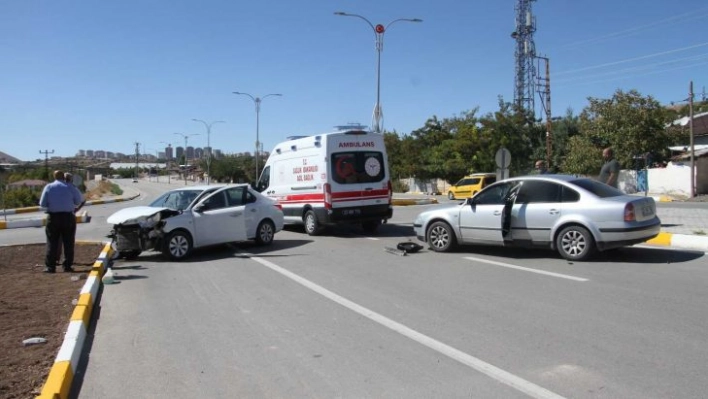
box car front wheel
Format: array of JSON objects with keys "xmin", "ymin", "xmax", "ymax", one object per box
[
  {"xmin": 255, "ymin": 220, "xmax": 276, "ymax": 245},
  {"xmin": 427, "ymin": 221, "xmax": 457, "ymax": 252},
  {"xmin": 556, "ymin": 225, "xmax": 595, "ymax": 261},
  {"xmin": 447, "ymin": 192, "xmax": 455, "ymax": 200},
  {"xmin": 162, "ymin": 230, "xmax": 193, "ymax": 260}
]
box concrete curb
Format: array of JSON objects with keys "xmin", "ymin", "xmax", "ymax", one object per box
[
  {"xmin": 0, "ymin": 193, "xmax": 140, "ymax": 230},
  {"xmin": 0, "ymin": 210, "xmax": 92, "ymax": 230},
  {"xmin": 392, "ymin": 198, "xmax": 439, "ymax": 206},
  {"xmin": 0, "ymin": 193, "xmax": 141, "ymax": 216},
  {"xmin": 36, "ymin": 241, "xmax": 114, "ymax": 399},
  {"xmin": 646, "ymin": 232, "xmax": 708, "ymax": 251}
]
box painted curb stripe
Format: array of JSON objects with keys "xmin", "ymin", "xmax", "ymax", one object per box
[
  {"xmin": 38, "ymin": 242, "xmax": 114, "ymax": 399},
  {"xmin": 38, "ymin": 361, "xmax": 73, "ymax": 399},
  {"xmin": 647, "ymin": 232, "xmax": 672, "ymax": 246}
]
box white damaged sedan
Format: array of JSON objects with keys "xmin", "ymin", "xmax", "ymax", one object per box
[
  {"xmin": 107, "ymin": 184, "xmax": 284, "ymax": 260},
  {"xmin": 413, "ymin": 175, "xmax": 661, "ymax": 261}
]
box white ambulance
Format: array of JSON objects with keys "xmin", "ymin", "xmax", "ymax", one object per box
[{"xmin": 254, "ymin": 129, "xmax": 393, "ymax": 235}]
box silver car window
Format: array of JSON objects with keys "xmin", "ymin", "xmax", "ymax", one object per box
[
  {"xmin": 474, "ymin": 182, "xmax": 514, "ymax": 205},
  {"xmin": 517, "ymin": 181, "xmax": 561, "ymax": 203}
]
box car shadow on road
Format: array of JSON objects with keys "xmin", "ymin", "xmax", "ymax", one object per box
[
  {"xmin": 284, "ymin": 223, "xmax": 416, "ymax": 239},
  {"xmin": 113, "ymin": 239, "xmax": 315, "ymax": 264},
  {"xmin": 450, "ymin": 245, "xmax": 704, "ymax": 264}
]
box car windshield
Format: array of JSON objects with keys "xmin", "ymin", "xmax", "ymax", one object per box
[
  {"xmin": 149, "ymin": 189, "xmax": 205, "ymax": 211},
  {"xmin": 569, "ymin": 178, "xmax": 624, "ymax": 198}
]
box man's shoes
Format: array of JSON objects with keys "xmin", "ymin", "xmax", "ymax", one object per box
[
  {"xmin": 63, "ymin": 267, "xmax": 75, "ymax": 272},
  {"xmin": 43, "ymin": 268, "xmax": 56, "ymax": 273}
]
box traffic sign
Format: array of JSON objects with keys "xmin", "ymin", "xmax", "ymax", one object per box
[{"xmin": 495, "ymin": 147, "xmax": 511, "ymax": 168}]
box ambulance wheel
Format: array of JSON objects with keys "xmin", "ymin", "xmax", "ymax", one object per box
[
  {"xmin": 304, "ymin": 210, "xmax": 321, "ymax": 236},
  {"xmin": 362, "ymin": 221, "xmax": 380, "ymax": 234}
]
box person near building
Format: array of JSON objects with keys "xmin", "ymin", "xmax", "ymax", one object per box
[
  {"xmin": 598, "ymin": 147, "xmax": 620, "ymax": 188},
  {"xmin": 39, "ymin": 170, "xmax": 84, "ymax": 273}
]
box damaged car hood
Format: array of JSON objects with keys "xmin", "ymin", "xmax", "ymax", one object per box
[{"xmin": 107, "ymin": 206, "xmax": 180, "ymax": 225}]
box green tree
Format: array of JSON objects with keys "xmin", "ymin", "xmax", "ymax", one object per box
[{"xmin": 577, "ymin": 89, "xmax": 678, "ymax": 172}]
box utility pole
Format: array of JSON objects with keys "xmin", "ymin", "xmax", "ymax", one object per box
[
  {"xmin": 689, "ymin": 81, "xmax": 695, "ymax": 198},
  {"xmin": 536, "ymin": 56, "xmax": 552, "ymax": 169},
  {"xmin": 39, "ymin": 150, "xmax": 54, "ymax": 180},
  {"xmin": 134, "ymin": 142, "xmax": 141, "ymax": 181}
]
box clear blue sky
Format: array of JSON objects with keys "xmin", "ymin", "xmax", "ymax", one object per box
[{"xmin": 2, "ymin": 0, "xmax": 707, "ymax": 162}]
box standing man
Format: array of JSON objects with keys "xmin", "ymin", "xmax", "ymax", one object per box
[
  {"xmin": 534, "ymin": 160, "xmax": 548, "ymax": 175},
  {"xmin": 39, "ymin": 170, "xmax": 84, "ymax": 273},
  {"xmin": 598, "ymin": 147, "xmax": 620, "ymax": 188}
]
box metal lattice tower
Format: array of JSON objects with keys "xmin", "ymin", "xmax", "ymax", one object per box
[{"xmin": 511, "ymin": 0, "xmax": 537, "ymax": 115}]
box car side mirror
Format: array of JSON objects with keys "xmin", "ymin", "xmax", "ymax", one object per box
[{"xmin": 193, "ymin": 203, "xmax": 206, "ymax": 213}]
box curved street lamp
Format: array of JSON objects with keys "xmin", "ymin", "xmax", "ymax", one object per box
[
  {"xmin": 233, "ymin": 91, "xmax": 282, "ymax": 180},
  {"xmin": 334, "ymin": 12, "xmax": 422, "ymax": 133},
  {"xmin": 192, "ymin": 119, "xmax": 225, "ymax": 185}
]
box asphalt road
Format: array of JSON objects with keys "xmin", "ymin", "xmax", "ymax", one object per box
[{"xmin": 4, "ymin": 180, "xmax": 708, "ymax": 398}]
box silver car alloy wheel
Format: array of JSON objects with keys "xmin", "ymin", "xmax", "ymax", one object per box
[
  {"xmin": 560, "ymin": 229, "xmax": 586, "ymax": 257},
  {"xmin": 430, "ymin": 225, "xmax": 450, "ymax": 249},
  {"xmin": 169, "ymin": 235, "xmax": 190, "ymax": 258},
  {"xmin": 259, "ymin": 222, "xmax": 274, "ymax": 244}
]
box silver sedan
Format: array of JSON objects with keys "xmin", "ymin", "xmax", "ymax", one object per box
[{"xmin": 413, "ymin": 175, "xmax": 661, "ymax": 261}]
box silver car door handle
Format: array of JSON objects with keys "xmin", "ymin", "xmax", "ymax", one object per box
[
  {"xmin": 250, "ymin": 209, "xmax": 257, "ymax": 213},
  {"xmin": 549, "ymin": 209, "xmax": 560, "ymax": 215},
  {"xmin": 231, "ymin": 212, "xmax": 242, "ymax": 217},
  {"xmin": 493, "ymin": 211, "xmax": 502, "ymax": 216}
]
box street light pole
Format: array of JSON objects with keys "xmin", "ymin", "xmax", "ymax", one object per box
[
  {"xmin": 174, "ymin": 132, "xmax": 200, "ymax": 185},
  {"xmin": 233, "ymin": 91, "xmax": 282, "ymax": 181},
  {"xmin": 192, "ymin": 119, "xmax": 225, "ymax": 185},
  {"xmin": 334, "ymin": 12, "xmax": 422, "ymax": 134}
]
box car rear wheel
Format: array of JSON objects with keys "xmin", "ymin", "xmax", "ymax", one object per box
[
  {"xmin": 447, "ymin": 192, "xmax": 455, "ymax": 200},
  {"xmin": 304, "ymin": 210, "xmax": 321, "ymax": 236},
  {"xmin": 556, "ymin": 225, "xmax": 595, "ymax": 261},
  {"xmin": 427, "ymin": 221, "xmax": 457, "ymax": 252},
  {"xmin": 162, "ymin": 230, "xmax": 193, "ymax": 260},
  {"xmin": 255, "ymin": 220, "xmax": 276, "ymax": 245}
]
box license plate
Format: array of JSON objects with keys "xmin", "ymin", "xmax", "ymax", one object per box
[
  {"xmin": 343, "ymin": 209, "xmax": 361, "ymax": 216},
  {"xmin": 641, "ymin": 204, "xmax": 652, "ymax": 217}
]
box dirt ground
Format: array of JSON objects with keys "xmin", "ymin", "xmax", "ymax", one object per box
[{"xmin": 0, "ymin": 243, "xmax": 104, "ymax": 399}]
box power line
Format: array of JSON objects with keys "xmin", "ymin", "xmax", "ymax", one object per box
[
  {"xmin": 555, "ymin": 60, "xmax": 708, "ymax": 89},
  {"xmin": 556, "ymin": 7, "xmax": 708, "ymax": 50},
  {"xmin": 554, "ymin": 53, "xmax": 708, "ymax": 85},
  {"xmin": 561, "ymin": 61, "xmax": 708, "ymax": 88},
  {"xmin": 555, "ymin": 41, "xmax": 708, "ymax": 76}
]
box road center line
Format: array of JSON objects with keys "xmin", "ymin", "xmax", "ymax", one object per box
[
  {"xmin": 248, "ymin": 254, "xmax": 567, "ymax": 399},
  {"xmin": 464, "ymin": 256, "xmax": 589, "ymax": 282}
]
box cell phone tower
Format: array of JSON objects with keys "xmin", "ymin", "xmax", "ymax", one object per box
[{"xmin": 511, "ymin": 0, "xmax": 537, "ymax": 117}]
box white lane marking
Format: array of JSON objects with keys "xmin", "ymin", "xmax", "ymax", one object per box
[
  {"xmin": 248, "ymin": 254, "xmax": 567, "ymax": 399},
  {"xmin": 464, "ymin": 256, "xmax": 589, "ymax": 282}
]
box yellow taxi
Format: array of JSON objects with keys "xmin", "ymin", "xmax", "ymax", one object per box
[{"xmin": 447, "ymin": 173, "xmax": 497, "ymax": 200}]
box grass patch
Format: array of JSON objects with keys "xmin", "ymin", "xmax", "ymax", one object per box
[{"xmin": 110, "ymin": 183, "xmax": 123, "ymax": 195}]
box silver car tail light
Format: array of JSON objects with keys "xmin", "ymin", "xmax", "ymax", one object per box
[{"xmin": 624, "ymin": 203, "xmax": 636, "ymax": 222}]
